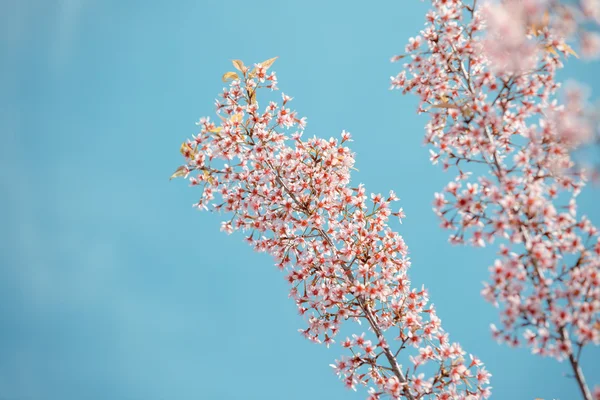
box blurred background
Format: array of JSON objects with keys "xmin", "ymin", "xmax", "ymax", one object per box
[{"xmin": 1, "ymin": 0, "xmax": 599, "ymax": 399}]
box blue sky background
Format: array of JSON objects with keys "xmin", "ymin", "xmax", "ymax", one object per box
[{"xmin": 1, "ymin": 1, "xmax": 599, "ymax": 399}]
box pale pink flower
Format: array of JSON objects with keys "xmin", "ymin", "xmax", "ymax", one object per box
[{"xmin": 581, "ymin": 31, "xmax": 600, "ymax": 59}]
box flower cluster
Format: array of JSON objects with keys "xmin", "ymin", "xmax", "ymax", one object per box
[
  {"xmin": 391, "ymin": 1, "xmax": 599, "ymax": 398},
  {"xmin": 173, "ymin": 59, "xmax": 491, "ymax": 399},
  {"xmin": 483, "ymin": 0, "xmax": 600, "ymax": 62},
  {"xmin": 481, "ymin": 0, "xmax": 600, "ymax": 175}
]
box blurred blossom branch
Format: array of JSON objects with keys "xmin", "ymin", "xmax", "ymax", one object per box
[{"xmin": 391, "ymin": 1, "xmax": 599, "ymax": 399}]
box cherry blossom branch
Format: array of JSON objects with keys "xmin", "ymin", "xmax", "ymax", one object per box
[
  {"xmin": 391, "ymin": 0, "xmax": 599, "ymax": 398},
  {"xmin": 521, "ymin": 225, "xmax": 593, "ymax": 400},
  {"xmin": 173, "ymin": 58, "xmax": 492, "ymax": 399}
]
